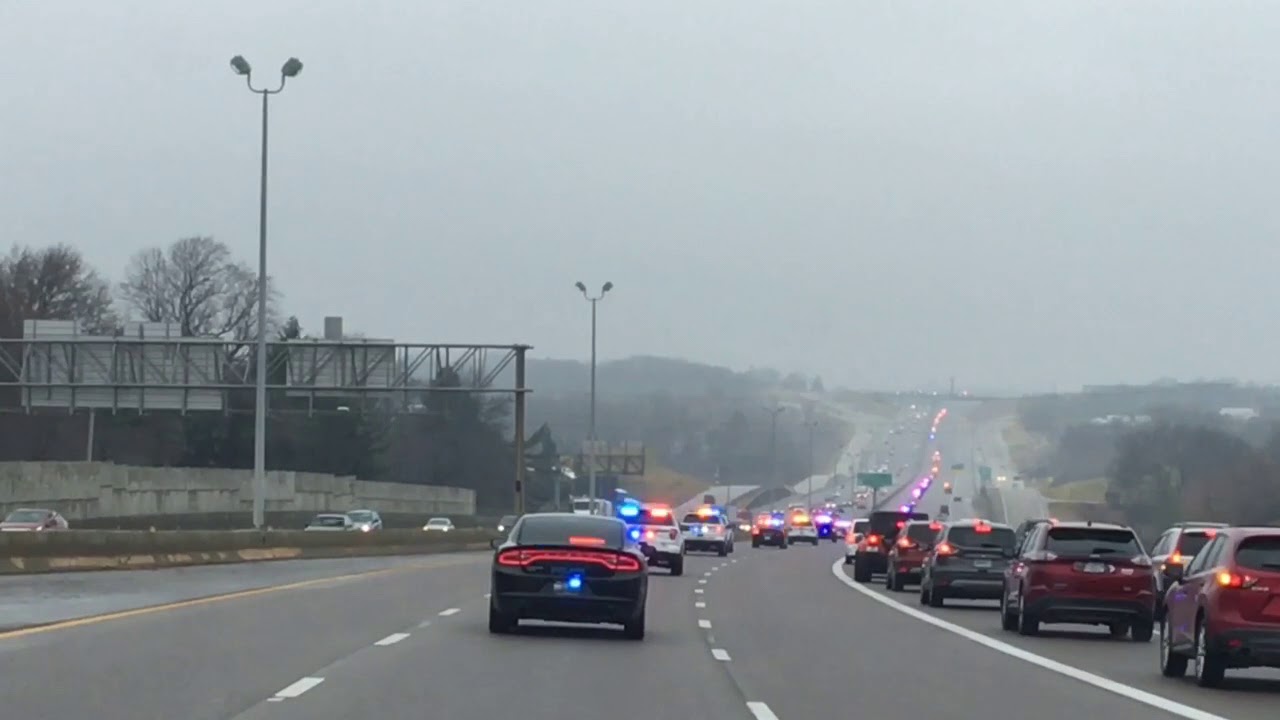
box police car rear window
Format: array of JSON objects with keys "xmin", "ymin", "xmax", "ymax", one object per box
[
  {"xmin": 683, "ymin": 513, "xmax": 724, "ymax": 525},
  {"xmin": 869, "ymin": 512, "xmax": 928, "ymax": 538},
  {"xmin": 517, "ymin": 516, "xmax": 624, "ymax": 547},
  {"xmin": 632, "ymin": 510, "xmax": 675, "ymax": 526}
]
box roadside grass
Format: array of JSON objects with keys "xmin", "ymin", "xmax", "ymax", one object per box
[
  {"xmin": 618, "ymin": 452, "xmax": 709, "ymax": 505},
  {"xmin": 1040, "ymin": 476, "xmax": 1109, "ymax": 503}
]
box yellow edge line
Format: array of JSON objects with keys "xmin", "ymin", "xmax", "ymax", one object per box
[{"xmin": 0, "ymin": 562, "xmax": 438, "ymax": 641}]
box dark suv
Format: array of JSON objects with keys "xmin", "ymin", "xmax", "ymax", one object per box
[
  {"xmin": 852, "ymin": 510, "xmax": 928, "ymax": 582},
  {"xmin": 885, "ymin": 520, "xmax": 942, "ymax": 591},
  {"xmin": 1148, "ymin": 521, "xmax": 1228, "ymax": 619},
  {"xmin": 1159, "ymin": 526, "xmax": 1280, "ymax": 686},
  {"xmin": 1001, "ymin": 521, "xmax": 1156, "ymax": 641},
  {"xmin": 920, "ymin": 519, "xmax": 1017, "ymax": 607}
]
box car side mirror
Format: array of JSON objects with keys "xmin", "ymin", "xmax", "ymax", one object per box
[{"xmin": 489, "ymin": 538, "xmax": 501, "ymax": 550}]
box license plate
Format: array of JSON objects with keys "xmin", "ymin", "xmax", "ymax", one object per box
[
  {"xmin": 973, "ymin": 559, "xmax": 992, "ymax": 569},
  {"xmin": 1083, "ymin": 562, "xmax": 1108, "ymax": 573}
]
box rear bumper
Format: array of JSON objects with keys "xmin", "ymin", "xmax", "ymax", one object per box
[
  {"xmin": 890, "ymin": 560, "xmax": 924, "ymax": 581},
  {"xmin": 492, "ymin": 592, "xmax": 643, "ymax": 624},
  {"xmin": 1026, "ymin": 595, "xmax": 1153, "ymax": 625},
  {"xmin": 685, "ymin": 538, "xmax": 728, "ymax": 552},
  {"xmin": 754, "ymin": 530, "xmax": 786, "ymax": 545},
  {"xmin": 856, "ymin": 552, "xmax": 888, "ymax": 573},
  {"xmin": 930, "ymin": 569, "xmax": 1004, "ymax": 598},
  {"xmin": 1209, "ymin": 628, "xmax": 1280, "ymax": 668},
  {"xmin": 638, "ymin": 544, "xmax": 681, "ymax": 566}
]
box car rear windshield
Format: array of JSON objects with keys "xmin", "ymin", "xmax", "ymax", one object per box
[
  {"xmin": 1234, "ymin": 536, "xmax": 1280, "ymax": 572},
  {"xmin": 905, "ymin": 523, "xmax": 939, "ymax": 544},
  {"xmin": 1176, "ymin": 532, "xmax": 1214, "ymax": 556},
  {"xmin": 1045, "ymin": 527, "xmax": 1140, "ymax": 557},
  {"xmin": 518, "ymin": 516, "xmax": 624, "ymax": 548},
  {"xmin": 869, "ymin": 512, "xmax": 928, "ymax": 538},
  {"xmin": 634, "ymin": 510, "xmax": 675, "ymax": 526},
  {"xmin": 311, "ymin": 516, "xmax": 346, "ymax": 527},
  {"xmin": 683, "ymin": 514, "xmax": 724, "ymax": 525},
  {"xmin": 852, "ymin": 520, "xmax": 869, "ymax": 533},
  {"xmin": 950, "ymin": 526, "xmax": 1016, "ymax": 549}
]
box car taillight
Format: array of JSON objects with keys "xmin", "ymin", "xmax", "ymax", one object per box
[
  {"xmin": 645, "ymin": 529, "xmax": 655, "ymax": 540},
  {"xmin": 897, "ymin": 537, "xmax": 914, "ymax": 549},
  {"xmin": 867, "ymin": 534, "xmax": 882, "ymax": 546},
  {"xmin": 935, "ymin": 541, "xmax": 956, "ymax": 556},
  {"xmin": 752, "ymin": 527, "xmax": 761, "ymax": 535},
  {"xmin": 497, "ymin": 549, "xmax": 526, "ymax": 566},
  {"xmin": 1216, "ymin": 570, "xmax": 1259, "ymax": 589},
  {"xmin": 1167, "ymin": 551, "xmax": 1185, "ymax": 565},
  {"xmin": 668, "ymin": 529, "xmax": 679, "ymax": 540},
  {"xmin": 615, "ymin": 554, "xmax": 643, "ymax": 572}
]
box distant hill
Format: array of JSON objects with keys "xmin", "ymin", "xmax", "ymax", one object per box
[{"xmin": 498, "ymin": 355, "xmax": 791, "ymax": 398}]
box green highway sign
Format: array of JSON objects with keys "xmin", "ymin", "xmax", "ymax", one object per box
[
  {"xmin": 978, "ymin": 466, "xmax": 993, "ymax": 484},
  {"xmin": 857, "ymin": 472, "xmax": 893, "ymax": 489}
]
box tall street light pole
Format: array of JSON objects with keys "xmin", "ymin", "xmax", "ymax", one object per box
[
  {"xmin": 576, "ymin": 281, "xmax": 613, "ymax": 514},
  {"xmin": 230, "ymin": 54, "xmax": 303, "ymax": 530},
  {"xmin": 763, "ymin": 404, "xmax": 785, "ymax": 487},
  {"xmin": 804, "ymin": 419, "xmax": 818, "ymax": 509}
]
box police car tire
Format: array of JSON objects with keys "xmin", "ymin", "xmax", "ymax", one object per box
[
  {"xmin": 670, "ymin": 556, "xmax": 684, "ymax": 576},
  {"xmin": 717, "ymin": 544, "xmax": 728, "ymax": 557},
  {"xmin": 844, "ymin": 554, "xmax": 853, "ymax": 565},
  {"xmin": 488, "ymin": 601, "xmax": 515, "ymax": 634},
  {"xmin": 623, "ymin": 609, "xmax": 646, "ymax": 640}
]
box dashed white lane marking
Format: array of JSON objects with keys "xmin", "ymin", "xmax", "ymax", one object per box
[
  {"xmin": 731, "ymin": 559, "xmax": 738, "ymax": 563},
  {"xmin": 439, "ymin": 608, "xmax": 460, "ymax": 616},
  {"xmin": 746, "ymin": 702, "xmax": 780, "ymax": 720},
  {"xmin": 483, "ymin": 593, "xmax": 491, "ymax": 599},
  {"xmin": 711, "ymin": 648, "xmax": 731, "ymax": 661},
  {"xmin": 695, "ymin": 588, "xmax": 704, "ymax": 594},
  {"xmin": 374, "ymin": 633, "xmax": 410, "ymax": 646},
  {"xmin": 695, "ymin": 601, "xmax": 706, "ymax": 608},
  {"xmin": 698, "ymin": 619, "xmax": 712, "ymax": 629},
  {"xmin": 417, "ymin": 620, "xmax": 433, "ymax": 629},
  {"xmin": 274, "ymin": 677, "xmax": 324, "ymax": 699},
  {"xmin": 698, "ymin": 579, "xmax": 708, "ymax": 584},
  {"xmin": 829, "ymin": 559, "xmax": 1230, "ymax": 720},
  {"xmin": 704, "ymin": 571, "xmax": 713, "ymax": 576}
]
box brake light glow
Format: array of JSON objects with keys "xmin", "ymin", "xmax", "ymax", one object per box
[
  {"xmin": 897, "ymin": 537, "xmax": 914, "ymax": 549},
  {"xmin": 496, "ymin": 548, "xmax": 643, "ymax": 572},
  {"xmin": 1216, "ymin": 570, "xmax": 1258, "ymax": 589},
  {"xmin": 866, "ymin": 534, "xmax": 882, "ymax": 546},
  {"xmin": 697, "ymin": 507, "xmax": 715, "ymax": 517},
  {"xmin": 650, "ymin": 508, "xmax": 670, "ymax": 517},
  {"xmin": 794, "ymin": 514, "xmax": 810, "ymax": 524},
  {"xmin": 974, "ymin": 523, "xmax": 992, "ymax": 534},
  {"xmin": 896, "ymin": 519, "xmax": 907, "ymax": 528},
  {"xmin": 752, "ymin": 527, "xmax": 761, "ymax": 535},
  {"xmin": 1203, "ymin": 528, "xmax": 1217, "ymax": 538},
  {"xmin": 935, "ymin": 541, "xmax": 956, "ymax": 555},
  {"xmin": 569, "ymin": 536, "xmax": 607, "ymax": 546},
  {"xmin": 645, "ymin": 529, "xmax": 656, "ymax": 540},
  {"xmin": 929, "ymin": 521, "xmax": 942, "ymax": 531},
  {"xmin": 1168, "ymin": 551, "xmax": 1185, "ymax": 565}
]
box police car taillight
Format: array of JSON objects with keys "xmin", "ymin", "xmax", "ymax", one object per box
[{"xmin": 668, "ymin": 529, "xmax": 679, "ymax": 540}]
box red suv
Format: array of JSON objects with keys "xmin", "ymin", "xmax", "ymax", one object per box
[
  {"xmin": 1001, "ymin": 521, "xmax": 1156, "ymax": 641},
  {"xmin": 885, "ymin": 520, "xmax": 941, "ymax": 591},
  {"xmin": 1159, "ymin": 526, "xmax": 1280, "ymax": 686}
]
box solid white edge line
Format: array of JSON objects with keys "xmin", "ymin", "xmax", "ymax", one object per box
[
  {"xmin": 698, "ymin": 619, "xmax": 712, "ymax": 629},
  {"xmin": 711, "ymin": 648, "xmax": 731, "ymax": 661},
  {"xmin": 274, "ymin": 677, "xmax": 325, "ymax": 699},
  {"xmin": 746, "ymin": 701, "xmax": 781, "ymax": 720},
  {"xmin": 439, "ymin": 607, "xmax": 461, "ymax": 616},
  {"xmin": 374, "ymin": 632, "xmax": 410, "ymax": 646},
  {"xmin": 828, "ymin": 559, "xmax": 1231, "ymax": 720}
]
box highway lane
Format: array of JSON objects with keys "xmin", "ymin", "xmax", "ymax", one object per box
[
  {"xmin": 0, "ymin": 552, "xmax": 493, "ymax": 720},
  {"xmin": 230, "ymin": 553, "xmax": 747, "ymax": 720},
  {"xmin": 708, "ymin": 544, "xmax": 1185, "ymax": 720},
  {"xmin": 0, "ymin": 554, "xmax": 447, "ymax": 631},
  {"xmin": 845, "ymin": 402, "xmax": 1280, "ymax": 717}
]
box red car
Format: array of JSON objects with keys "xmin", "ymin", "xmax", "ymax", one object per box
[
  {"xmin": 1001, "ymin": 521, "xmax": 1155, "ymax": 641},
  {"xmin": 885, "ymin": 520, "xmax": 942, "ymax": 591},
  {"xmin": 1159, "ymin": 526, "xmax": 1280, "ymax": 686}
]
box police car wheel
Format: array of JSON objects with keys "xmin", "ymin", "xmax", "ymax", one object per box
[
  {"xmin": 670, "ymin": 556, "xmax": 684, "ymax": 576},
  {"xmin": 623, "ymin": 609, "xmax": 646, "ymax": 640}
]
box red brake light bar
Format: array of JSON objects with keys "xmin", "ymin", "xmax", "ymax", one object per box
[
  {"xmin": 929, "ymin": 521, "xmax": 942, "ymax": 531},
  {"xmin": 497, "ymin": 548, "xmax": 642, "ymax": 572},
  {"xmin": 569, "ymin": 536, "xmax": 607, "ymax": 546},
  {"xmin": 974, "ymin": 523, "xmax": 992, "ymax": 534}
]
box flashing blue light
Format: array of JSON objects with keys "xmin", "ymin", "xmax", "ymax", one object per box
[
  {"xmin": 567, "ymin": 574, "xmax": 584, "ymax": 591},
  {"xmin": 618, "ymin": 504, "xmax": 639, "ymax": 518},
  {"xmin": 899, "ymin": 504, "xmax": 911, "ymax": 513},
  {"xmin": 628, "ymin": 527, "xmax": 641, "ymax": 541},
  {"xmin": 768, "ymin": 518, "xmax": 783, "ymax": 527},
  {"xmin": 815, "ymin": 514, "xmax": 832, "ymax": 524}
]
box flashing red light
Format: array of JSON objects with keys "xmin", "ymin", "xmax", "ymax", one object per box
[
  {"xmin": 973, "ymin": 523, "xmax": 992, "ymax": 534},
  {"xmin": 935, "ymin": 541, "xmax": 956, "ymax": 556},
  {"xmin": 1203, "ymin": 528, "xmax": 1218, "ymax": 538},
  {"xmin": 897, "ymin": 536, "xmax": 914, "ymax": 549},
  {"xmin": 650, "ymin": 508, "xmax": 670, "ymax": 518},
  {"xmin": 752, "ymin": 527, "xmax": 760, "ymax": 535},
  {"xmin": 896, "ymin": 520, "xmax": 906, "ymax": 529},
  {"xmin": 569, "ymin": 536, "xmax": 607, "ymax": 546}
]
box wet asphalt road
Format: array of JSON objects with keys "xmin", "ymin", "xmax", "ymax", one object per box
[{"xmin": 0, "ymin": 402, "xmax": 1275, "ymax": 719}]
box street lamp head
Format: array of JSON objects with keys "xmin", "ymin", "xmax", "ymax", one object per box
[
  {"xmin": 601, "ymin": 281, "xmax": 614, "ymax": 294},
  {"xmin": 281, "ymin": 57, "xmax": 304, "ymax": 78},
  {"xmin": 574, "ymin": 281, "xmax": 587, "ymax": 293},
  {"xmin": 230, "ymin": 55, "xmax": 252, "ymax": 76}
]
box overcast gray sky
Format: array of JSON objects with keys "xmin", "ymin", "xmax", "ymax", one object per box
[{"xmin": 2, "ymin": 1, "xmax": 1276, "ymax": 393}]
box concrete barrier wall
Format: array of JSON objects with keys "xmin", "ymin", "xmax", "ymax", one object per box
[{"xmin": 0, "ymin": 462, "xmax": 475, "ymax": 519}]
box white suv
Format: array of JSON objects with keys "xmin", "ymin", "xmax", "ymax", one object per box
[{"xmin": 623, "ymin": 505, "xmax": 685, "ymax": 575}]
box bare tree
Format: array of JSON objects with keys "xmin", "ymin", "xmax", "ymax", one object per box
[
  {"xmin": 118, "ymin": 236, "xmax": 278, "ymax": 339},
  {"xmin": 0, "ymin": 244, "xmax": 116, "ymax": 337}
]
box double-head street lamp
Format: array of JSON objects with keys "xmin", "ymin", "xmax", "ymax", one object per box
[{"xmin": 230, "ymin": 55, "xmax": 302, "ymax": 529}]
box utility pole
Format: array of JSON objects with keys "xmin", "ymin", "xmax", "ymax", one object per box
[
  {"xmin": 764, "ymin": 404, "xmax": 785, "ymax": 487},
  {"xmin": 804, "ymin": 419, "xmax": 818, "ymax": 509}
]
